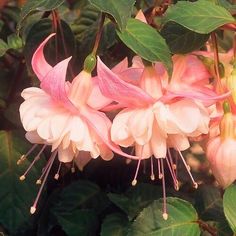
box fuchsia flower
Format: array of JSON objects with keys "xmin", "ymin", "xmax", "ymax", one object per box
[
  {"xmin": 19, "ymin": 34, "xmax": 137, "ymax": 214},
  {"xmin": 207, "ymin": 110, "xmax": 236, "ymax": 188},
  {"xmin": 96, "ymin": 53, "xmax": 228, "ymax": 219}
]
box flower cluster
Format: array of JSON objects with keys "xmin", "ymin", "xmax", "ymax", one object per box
[{"xmin": 18, "ymin": 21, "xmax": 235, "ymax": 218}]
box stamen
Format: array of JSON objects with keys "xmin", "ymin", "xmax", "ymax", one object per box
[
  {"xmin": 19, "ymin": 145, "xmax": 46, "ymax": 181},
  {"xmin": 160, "ymin": 158, "xmax": 168, "ymax": 220},
  {"xmin": 177, "ymin": 149, "xmax": 198, "ymax": 189},
  {"xmin": 132, "ymin": 158, "xmax": 141, "ymax": 186},
  {"xmin": 150, "ymin": 156, "xmax": 155, "ymax": 180},
  {"xmin": 166, "ymin": 156, "xmax": 179, "ymax": 191},
  {"xmin": 157, "ymin": 158, "xmax": 162, "ymax": 179},
  {"xmin": 132, "ymin": 146, "xmax": 143, "ymax": 186},
  {"xmin": 30, "ymin": 151, "xmax": 57, "ymax": 214},
  {"xmin": 54, "ymin": 162, "xmax": 62, "ymax": 180},
  {"xmin": 71, "ymin": 160, "xmax": 75, "ymax": 173},
  {"xmin": 17, "ymin": 144, "xmax": 38, "ymax": 165}
]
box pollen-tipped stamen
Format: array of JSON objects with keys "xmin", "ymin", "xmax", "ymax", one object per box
[
  {"xmin": 71, "ymin": 160, "xmax": 75, "ymax": 173},
  {"xmin": 150, "ymin": 156, "xmax": 155, "ymax": 180},
  {"xmin": 17, "ymin": 144, "xmax": 38, "ymax": 165},
  {"xmin": 160, "ymin": 158, "xmax": 168, "ymax": 220},
  {"xmin": 157, "ymin": 158, "xmax": 162, "ymax": 179},
  {"xmin": 177, "ymin": 149, "xmax": 198, "ymax": 189},
  {"xmin": 166, "ymin": 155, "xmax": 179, "ymax": 191},
  {"xmin": 54, "ymin": 162, "xmax": 62, "ymax": 180},
  {"xmin": 30, "ymin": 151, "xmax": 57, "ymax": 214},
  {"xmin": 132, "ymin": 157, "xmax": 142, "ymax": 186},
  {"xmin": 19, "ymin": 145, "xmax": 46, "ymax": 181}
]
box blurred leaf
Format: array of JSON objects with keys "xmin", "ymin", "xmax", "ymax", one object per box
[
  {"xmin": 218, "ymin": 0, "xmax": 236, "ymax": 14},
  {"xmin": 223, "ymin": 184, "xmax": 236, "ymax": 233},
  {"xmin": 0, "ymin": 39, "xmax": 9, "ymax": 57},
  {"xmin": 161, "ymin": 22, "xmax": 209, "ymax": 54},
  {"xmin": 195, "ymin": 185, "xmax": 224, "ymax": 221},
  {"xmin": 108, "ymin": 183, "xmax": 162, "ymax": 220},
  {"xmin": 163, "ymin": 0, "xmax": 235, "ymax": 34},
  {"xmin": 128, "ymin": 197, "xmax": 201, "ymax": 236},
  {"xmin": 101, "ymin": 213, "xmax": 129, "ymax": 236},
  {"xmin": 7, "ymin": 34, "xmax": 23, "ymax": 50},
  {"xmin": 51, "ymin": 180, "xmax": 110, "ymax": 215},
  {"xmin": 117, "ymin": 18, "xmax": 172, "ymax": 74},
  {"xmin": 0, "ymin": 131, "xmax": 44, "ymax": 234},
  {"xmin": 18, "ymin": 0, "xmax": 65, "ymax": 31},
  {"xmin": 89, "ymin": 0, "xmax": 135, "ymax": 30},
  {"xmin": 56, "ymin": 209, "xmax": 99, "ymax": 236}
]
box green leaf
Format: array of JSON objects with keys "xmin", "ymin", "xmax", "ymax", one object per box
[
  {"xmin": 18, "ymin": 0, "xmax": 65, "ymax": 31},
  {"xmin": 101, "ymin": 213, "xmax": 129, "ymax": 236},
  {"xmin": 51, "ymin": 180, "xmax": 109, "ymax": 214},
  {"xmin": 223, "ymin": 184, "xmax": 236, "ymax": 233},
  {"xmin": 117, "ymin": 18, "xmax": 172, "ymax": 74},
  {"xmin": 108, "ymin": 183, "xmax": 162, "ymax": 220},
  {"xmin": 128, "ymin": 197, "xmax": 201, "ymax": 236},
  {"xmin": 0, "ymin": 131, "xmax": 44, "ymax": 234},
  {"xmin": 163, "ymin": 0, "xmax": 235, "ymax": 34},
  {"xmin": 0, "ymin": 39, "xmax": 9, "ymax": 57},
  {"xmin": 161, "ymin": 22, "xmax": 209, "ymax": 54},
  {"xmin": 89, "ymin": 0, "xmax": 135, "ymax": 30},
  {"xmin": 195, "ymin": 185, "xmax": 224, "ymax": 221},
  {"xmin": 56, "ymin": 209, "xmax": 98, "ymax": 236},
  {"xmin": 7, "ymin": 34, "xmax": 23, "ymax": 50}
]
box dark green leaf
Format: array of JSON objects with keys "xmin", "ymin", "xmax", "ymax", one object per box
[
  {"xmin": 128, "ymin": 197, "xmax": 201, "ymax": 236},
  {"xmin": 101, "ymin": 213, "xmax": 129, "ymax": 236},
  {"xmin": 223, "ymin": 184, "xmax": 236, "ymax": 233},
  {"xmin": 18, "ymin": 0, "xmax": 65, "ymax": 31},
  {"xmin": 161, "ymin": 22, "xmax": 209, "ymax": 54},
  {"xmin": 195, "ymin": 185, "xmax": 224, "ymax": 221},
  {"xmin": 0, "ymin": 131, "xmax": 44, "ymax": 234},
  {"xmin": 218, "ymin": 0, "xmax": 236, "ymax": 14},
  {"xmin": 117, "ymin": 18, "xmax": 172, "ymax": 74},
  {"xmin": 0, "ymin": 39, "xmax": 9, "ymax": 57},
  {"xmin": 24, "ymin": 18, "xmax": 75, "ymax": 77},
  {"xmin": 163, "ymin": 0, "xmax": 235, "ymax": 34},
  {"xmin": 56, "ymin": 209, "xmax": 99, "ymax": 236},
  {"xmin": 52, "ymin": 180, "xmax": 109, "ymax": 214},
  {"xmin": 89, "ymin": 0, "xmax": 135, "ymax": 30},
  {"xmin": 108, "ymin": 183, "xmax": 162, "ymax": 220}
]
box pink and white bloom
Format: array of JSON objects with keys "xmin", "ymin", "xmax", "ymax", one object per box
[
  {"xmin": 19, "ymin": 34, "xmax": 137, "ymax": 214},
  {"xmin": 96, "ymin": 53, "xmax": 229, "ymax": 219}
]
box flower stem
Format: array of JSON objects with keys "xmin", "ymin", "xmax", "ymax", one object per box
[
  {"xmin": 197, "ymin": 220, "xmax": 217, "ymax": 236},
  {"xmin": 92, "ymin": 13, "xmax": 105, "ymax": 55}
]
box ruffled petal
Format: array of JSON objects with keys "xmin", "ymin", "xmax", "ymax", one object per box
[{"xmin": 80, "ymin": 106, "xmax": 140, "ymax": 160}]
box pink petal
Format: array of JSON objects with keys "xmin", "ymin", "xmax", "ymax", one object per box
[
  {"xmin": 112, "ymin": 57, "xmax": 128, "ymax": 73},
  {"xmin": 135, "ymin": 10, "xmax": 147, "ymax": 23},
  {"xmin": 31, "ymin": 33, "xmax": 55, "ymax": 81},
  {"xmin": 80, "ymin": 107, "xmax": 140, "ymax": 160},
  {"xmin": 40, "ymin": 57, "xmax": 77, "ymax": 113},
  {"xmin": 97, "ymin": 57, "xmax": 155, "ymax": 108}
]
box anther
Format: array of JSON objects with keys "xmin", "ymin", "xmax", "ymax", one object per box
[
  {"xmin": 17, "ymin": 144, "xmax": 38, "ymax": 165},
  {"xmin": 17, "ymin": 155, "xmax": 26, "ymax": 165},
  {"xmin": 150, "ymin": 174, "xmax": 155, "ymax": 181},
  {"xmin": 193, "ymin": 182, "xmax": 198, "ymax": 189},
  {"xmin": 30, "ymin": 206, "xmax": 36, "ymax": 214},
  {"xmin": 36, "ymin": 179, "xmax": 42, "ymax": 185},
  {"xmin": 19, "ymin": 175, "xmax": 25, "ymax": 181},
  {"xmin": 54, "ymin": 173, "xmax": 59, "ymax": 180},
  {"xmin": 162, "ymin": 213, "xmax": 168, "ymax": 220},
  {"xmin": 132, "ymin": 179, "xmax": 137, "ymax": 186}
]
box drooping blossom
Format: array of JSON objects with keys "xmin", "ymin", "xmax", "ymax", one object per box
[
  {"xmin": 206, "ymin": 105, "xmax": 236, "ymax": 188},
  {"xmin": 19, "ymin": 33, "xmax": 138, "ymax": 214},
  {"xmin": 96, "ymin": 52, "xmax": 229, "ymax": 219}
]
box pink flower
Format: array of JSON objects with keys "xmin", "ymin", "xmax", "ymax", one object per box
[
  {"xmin": 206, "ymin": 112, "xmax": 236, "ymax": 188},
  {"xmin": 96, "ymin": 55, "xmax": 222, "ymax": 219},
  {"xmin": 19, "ymin": 34, "xmax": 136, "ymax": 214}
]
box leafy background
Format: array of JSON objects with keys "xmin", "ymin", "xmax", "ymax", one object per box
[{"xmin": 0, "ymin": 0, "xmax": 236, "ymax": 235}]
